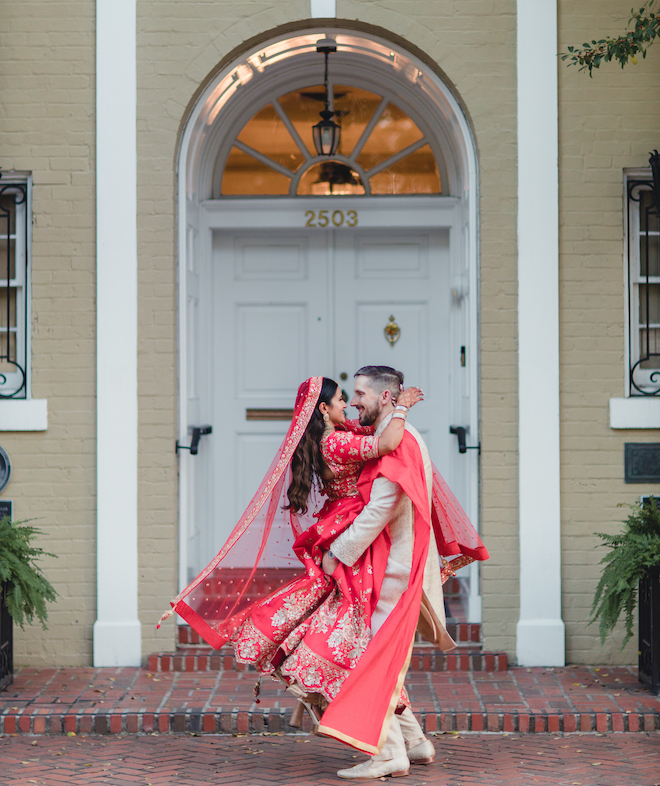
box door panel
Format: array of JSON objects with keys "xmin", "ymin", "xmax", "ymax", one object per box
[
  {"xmin": 334, "ymin": 229, "xmax": 454, "ymax": 488},
  {"xmin": 203, "ymin": 230, "xmax": 331, "ymax": 574},
  {"xmin": 354, "ymin": 236, "xmax": 429, "ymax": 279},
  {"xmin": 233, "ymin": 237, "xmax": 309, "ymax": 280},
  {"xmin": 235, "ymin": 432, "xmax": 288, "ymax": 521},
  {"xmin": 235, "ymin": 303, "xmax": 309, "ymax": 396}
]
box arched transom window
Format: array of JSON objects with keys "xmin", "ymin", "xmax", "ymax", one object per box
[{"xmin": 219, "ymin": 85, "xmax": 442, "ymax": 197}]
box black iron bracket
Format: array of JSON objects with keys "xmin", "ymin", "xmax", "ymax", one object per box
[
  {"xmin": 449, "ymin": 426, "xmax": 481, "ymax": 455},
  {"xmin": 176, "ymin": 425, "xmax": 212, "ymax": 455}
]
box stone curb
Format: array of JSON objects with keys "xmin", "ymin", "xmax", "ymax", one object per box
[{"xmin": 1, "ymin": 708, "xmax": 657, "ymax": 736}]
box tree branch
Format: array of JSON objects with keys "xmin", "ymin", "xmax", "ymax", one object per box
[{"xmin": 561, "ymin": 2, "xmax": 660, "ymax": 76}]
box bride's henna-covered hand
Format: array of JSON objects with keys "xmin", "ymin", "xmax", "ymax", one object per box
[
  {"xmin": 378, "ymin": 387, "xmax": 423, "ymax": 456},
  {"xmin": 396, "ymin": 386, "xmax": 424, "ymax": 409}
]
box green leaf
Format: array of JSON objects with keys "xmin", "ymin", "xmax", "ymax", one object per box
[
  {"xmin": 589, "ymin": 499, "xmax": 660, "ymax": 647},
  {"xmin": 561, "ymin": 1, "xmax": 658, "ymax": 73},
  {"xmin": 0, "ymin": 517, "xmax": 57, "ymax": 629}
]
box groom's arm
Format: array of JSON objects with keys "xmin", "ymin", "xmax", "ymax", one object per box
[{"xmin": 328, "ymin": 477, "xmax": 403, "ymax": 567}]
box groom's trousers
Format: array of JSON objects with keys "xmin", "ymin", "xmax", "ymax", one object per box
[{"xmin": 373, "ymin": 707, "xmax": 426, "ymax": 761}]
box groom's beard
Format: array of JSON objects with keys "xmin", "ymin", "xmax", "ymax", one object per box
[{"xmin": 358, "ymin": 401, "xmax": 381, "ymax": 426}]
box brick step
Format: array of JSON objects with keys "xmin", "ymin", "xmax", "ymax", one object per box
[
  {"xmin": 148, "ymin": 646, "xmax": 507, "ymax": 673},
  {"xmin": 177, "ymin": 621, "xmax": 482, "ymax": 647},
  {"xmin": 3, "ymin": 706, "xmax": 657, "ymax": 736}
]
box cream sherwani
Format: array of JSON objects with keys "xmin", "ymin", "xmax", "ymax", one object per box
[
  {"xmin": 330, "ymin": 415, "xmax": 455, "ymax": 648},
  {"xmin": 330, "ymin": 414, "xmax": 455, "ymax": 760}
]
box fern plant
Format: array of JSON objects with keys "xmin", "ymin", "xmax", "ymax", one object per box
[
  {"xmin": 591, "ymin": 499, "xmax": 660, "ymax": 646},
  {"xmin": 0, "ymin": 516, "xmax": 57, "ymax": 629}
]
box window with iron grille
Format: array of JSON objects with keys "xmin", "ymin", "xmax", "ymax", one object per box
[
  {"xmin": 0, "ymin": 178, "xmax": 29, "ymax": 399},
  {"xmin": 627, "ymin": 172, "xmax": 660, "ymax": 396}
]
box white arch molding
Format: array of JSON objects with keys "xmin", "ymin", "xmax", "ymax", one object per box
[{"xmin": 176, "ymin": 29, "xmax": 482, "ymax": 620}]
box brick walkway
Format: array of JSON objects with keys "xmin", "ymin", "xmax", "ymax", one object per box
[
  {"xmin": 1, "ymin": 665, "xmax": 659, "ymax": 736},
  {"xmin": 1, "ymin": 732, "xmax": 658, "ymax": 785}
]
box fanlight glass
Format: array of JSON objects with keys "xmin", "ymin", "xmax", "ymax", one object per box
[
  {"xmin": 297, "ymin": 162, "xmax": 365, "ymax": 196},
  {"xmin": 219, "ymin": 84, "xmax": 441, "ymax": 197}
]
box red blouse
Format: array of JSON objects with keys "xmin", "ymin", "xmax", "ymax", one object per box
[{"xmin": 320, "ymin": 420, "xmax": 379, "ymax": 501}]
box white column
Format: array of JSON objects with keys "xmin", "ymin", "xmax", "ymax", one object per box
[
  {"xmin": 516, "ymin": 0, "xmax": 565, "ymax": 666},
  {"xmin": 93, "ymin": 0, "xmax": 141, "ymax": 666}
]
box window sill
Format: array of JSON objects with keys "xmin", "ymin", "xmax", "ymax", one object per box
[
  {"xmin": 609, "ymin": 397, "xmax": 660, "ymax": 429},
  {"xmin": 0, "ymin": 399, "xmax": 48, "ymax": 431}
]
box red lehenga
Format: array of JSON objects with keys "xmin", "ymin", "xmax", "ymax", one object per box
[
  {"xmin": 161, "ymin": 376, "xmax": 488, "ymax": 753},
  {"xmin": 230, "ymin": 421, "xmax": 387, "ymax": 702}
]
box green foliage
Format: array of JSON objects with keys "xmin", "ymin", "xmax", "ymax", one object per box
[
  {"xmin": 561, "ymin": 1, "xmax": 660, "ymax": 76},
  {"xmin": 0, "ymin": 517, "xmax": 57, "ymax": 629},
  {"xmin": 591, "ymin": 498, "xmax": 660, "ymax": 647}
]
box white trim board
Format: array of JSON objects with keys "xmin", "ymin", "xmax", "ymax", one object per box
[
  {"xmin": 610, "ymin": 397, "xmax": 660, "ymax": 429},
  {"xmin": 202, "ymin": 196, "xmax": 461, "ymax": 230},
  {"xmin": 94, "ymin": 0, "xmax": 141, "ymax": 667},
  {"xmin": 0, "ymin": 399, "xmax": 47, "ymax": 431},
  {"xmin": 516, "ymin": 0, "xmax": 565, "ymax": 667}
]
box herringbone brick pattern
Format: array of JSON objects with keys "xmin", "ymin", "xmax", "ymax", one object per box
[{"xmin": 0, "ymin": 732, "xmax": 658, "ymax": 785}]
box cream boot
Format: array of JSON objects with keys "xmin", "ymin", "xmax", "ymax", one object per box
[
  {"xmin": 406, "ymin": 737, "xmax": 435, "ymax": 764},
  {"xmin": 336, "ymin": 756, "xmax": 410, "ymax": 780}
]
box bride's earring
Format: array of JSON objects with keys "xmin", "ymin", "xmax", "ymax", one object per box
[{"xmin": 322, "ymin": 411, "xmax": 333, "ymax": 434}]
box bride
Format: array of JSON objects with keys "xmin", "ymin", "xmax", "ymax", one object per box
[
  {"xmin": 230, "ymin": 376, "xmax": 422, "ymax": 719},
  {"xmin": 161, "ymin": 374, "xmax": 485, "ymax": 731}
]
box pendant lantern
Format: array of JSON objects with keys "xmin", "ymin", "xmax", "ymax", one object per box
[{"xmin": 312, "ymin": 38, "xmax": 341, "ymax": 157}]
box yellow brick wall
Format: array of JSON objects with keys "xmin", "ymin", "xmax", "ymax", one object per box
[
  {"xmin": 0, "ymin": 1, "xmax": 96, "ymax": 665},
  {"xmin": 4, "ymin": 0, "xmax": 656, "ymax": 667},
  {"xmin": 558, "ymin": 1, "xmax": 660, "ymax": 663}
]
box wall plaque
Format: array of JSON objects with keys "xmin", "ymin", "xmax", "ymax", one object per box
[
  {"xmin": 0, "ymin": 500, "xmax": 12, "ymax": 520},
  {"xmin": 624, "ymin": 443, "xmax": 660, "ymax": 483}
]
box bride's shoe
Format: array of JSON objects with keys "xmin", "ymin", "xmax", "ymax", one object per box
[
  {"xmin": 289, "ymin": 700, "xmax": 305, "ymax": 728},
  {"xmin": 288, "ymin": 698, "xmax": 323, "ymax": 730},
  {"xmin": 299, "ymin": 699, "xmax": 323, "ymax": 730}
]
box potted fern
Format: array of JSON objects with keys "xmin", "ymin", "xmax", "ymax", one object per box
[
  {"xmin": 591, "ymin": 498, "xmax": 660, "ymax": 693},
  {"xmin": 0, "ymin": 516, "xmax": 57, "ymax": 689}
]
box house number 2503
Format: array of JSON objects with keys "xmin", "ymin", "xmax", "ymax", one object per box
[{"xmin": 305, "ymin": 209, "xmax": 358, "ymax": 228}]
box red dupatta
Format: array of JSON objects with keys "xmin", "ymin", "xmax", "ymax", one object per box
[
  {"xmin": 432, "ymin": 462, "xmax": 490, "ymax": 581},
  {"xmin": 159, "ymin": 377, "xmax": 324, "ymax": 647},
  {"xmin": 317, "ymin": 430, "xmax": 488, "ymax": 754}
]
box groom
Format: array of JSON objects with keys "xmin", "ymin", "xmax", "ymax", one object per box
[{"xmin": 319, "ymin": 365, "xmax": 455, "ymax": 780}]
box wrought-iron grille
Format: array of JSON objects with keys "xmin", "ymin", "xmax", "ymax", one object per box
[
  {"xmin": 638, "ymin": 565, "xmax": 660, "ymax": 694},
  {"xmin": 0, "ymin": 183, "xmax": 28, "ymax": 399},
  {"xmin": 0, "ymin": 582, "xmax": 13, "ymax": 690},
  {"xmin": 628, "ymin": 179, "xmax": 660, "ymax": 395}
]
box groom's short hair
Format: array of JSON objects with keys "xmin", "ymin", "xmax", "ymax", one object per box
[{"xmin": 355, "ymin": 366, "xmax": 404, "ymax": 399}]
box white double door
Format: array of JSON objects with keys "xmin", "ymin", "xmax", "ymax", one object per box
[{"xmin": 183, "ymin": 200, "xmax": 476, "ymax": 598}]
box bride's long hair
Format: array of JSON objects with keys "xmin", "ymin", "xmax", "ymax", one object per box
[{"xmin": 286, "ymin": 377, "xmax": 339, "ymax": 514}]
